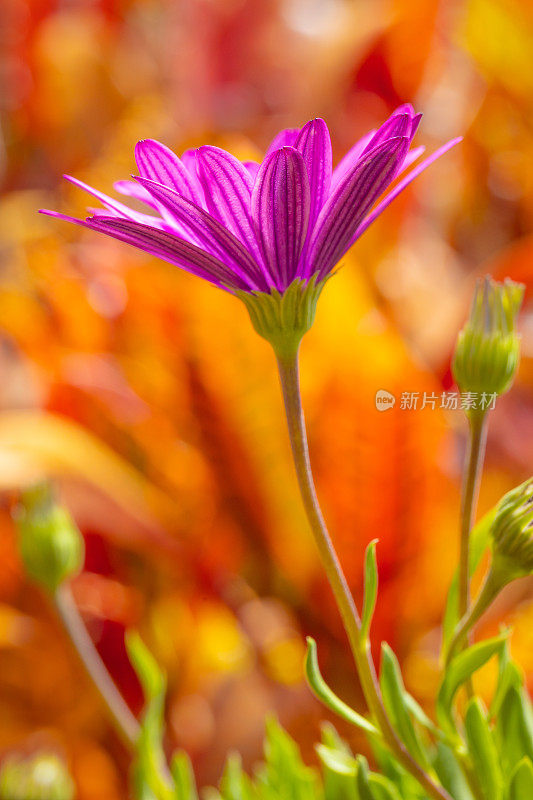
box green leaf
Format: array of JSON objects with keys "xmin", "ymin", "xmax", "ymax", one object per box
[
  {"xmin": 442, "ymin": 508, "xmax": 496, "ymax": 654},
  {"xmin": 361, "ymin": 540, "xmax": 379, "ymax": 641},
  {"xmin": 356, "ymin": 756, "xmax": 375, "ymax": 800},
  {"xmin": 490, "ymin": 641, "xmax": 524, "ymax": 722},
  {"xmin": 367, "ymin": 773, "xmax": 403, "ymax": 800},
  {"xmin": 437, "ymin": 634, "xmax": 508, "ymax": 734},
  {"xmin": 464, "ymin": 698, "xmax": 503, "ymax": 800},
  {"xmin": 319, "ymin": 723, "xmax": 352, "ymax": 756},
  {"xmin": 219, "ymin": 753, "xmax": 255, "ymax": 800},
  {"xmin": 126, "ymin": 631, "xmax": 166, "ymax": 700},
  {"xmin": 379, "ymin": 643, "xmax": 431, "ymax": 770},
  {"xmin": 259, "ymin": 717, "xmax": 319, "ymax": 800},
  {"xmin": 403, "ymin": 692, "xmax": 450, "ymax": 745},
  {"xmin": 316, "ymin": 744, "xmax": 357, "ymax": 800},
  {"xmin": 304, "ymin": 638, "xmax": 379, "ymax": 737},
  {"xmin": 125, "ymin": 632, "xmax": 173, "ymax": 800},
  {"xmin": 171, "ymin": 751, "xmax": 199, "ymax": 800},
  {"xmin": 371, "ymin": 738, "xmax": 426, "ymax": 800},
  {"xmin": 496, "ymin": 686, "xmax": 533, "ymax": 775},
  {"xmin": 433, "ymin": 743, "xmax": 475, "ymax": 800},
  {"xmin": 507, "ymin": 757, "xmax": 533, "ymax": 800}
]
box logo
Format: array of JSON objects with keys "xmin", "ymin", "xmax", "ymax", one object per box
[{"xmin": 375, "ymin": 389, "xmax": 396, "ymax": 411}]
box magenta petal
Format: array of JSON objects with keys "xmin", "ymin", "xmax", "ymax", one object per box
[
  {"xmin": 410, "ymin": 113, "xmax": 423, "ymax": 137},
  {"xmin": 351, "ymin": 137, "xmax": 462, "ymax": 242},
  {"xmin": 361, "ymin": 113, "xmax": 412, "ymax": 157},
  {"xmin": 195, "ymin": 145, "xmax": 268, "ymax": 273},
  {"xmin": 39, "ymin": 209, "xmax": 88, "ymax": 225},
  {"xmin": 135, "ymin": 176, "xmax": 267, "ymax": 290},
  {"xmin": 63, "ymin": 175, "xmax": 161, "ymax": 226},
  {"xmin": 252, "ymin": 146, "xmax": 310, "ymax": 289},
  {"xmin": 307, "ymin": 137, "xmax": 409, "ymax": 279},
  {"xmin": 244, "ymin": 161, "xmax": 260, "ymax": 180},
  {"xmin": 264, "ymin": 127, "xmax": 300, "ymax": 157},
  {"xmin": 294, "ymin": 118, "xmax": 332, "ymax": 230},
  {"xmin": 114, "ymin": 179, "xmax": 162, "ymax": 211},
  {"xmin": 392, "ymin": 102, "xmax": 415, "ymax": 117},
  {"xmin": 330, "ymin": 130, "xmax": 376, "ymax": 192},
  {"xmin": 86, "ymin": 216, "xmax": 247, "ymax": 290},
  {"xmin": 135, "ymin": 139, "xmax": 204, "ymax": 206},
  {"xmin": 401, "ymin": 145, "xmax": 425, "ymax": 172}
]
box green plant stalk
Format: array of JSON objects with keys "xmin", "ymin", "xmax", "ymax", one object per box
[
  {"xmin": 276, "ymin": 351, "xmax": 452, "ymax": 800},
  {"xmin": 54, "ymin": 584, "xmax": 140, "ymax": 749},
  {"xmin": 458, "ymin": 409, "xmax": 489, "ymax": 634},
  {"xmin": 447, "ymin": 568, "xmax": 503, "ymax": 667}
]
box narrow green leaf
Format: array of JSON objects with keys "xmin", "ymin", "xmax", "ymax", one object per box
[
  {"xmin": 356, "ymin": 756, "xmax": 375, "ymax": 800},
  {"xmin": 496, "ymin": 686, "xmax": 533, "ymax": 775},
  {"xmin": 171, "ymin": 751, "xmax": 199, "ymax": 800},
  {"xmin": 507, "ymin": 757, "xmax": 533, "ymax": 800},
  {"xmin": 126, "ymin": 631, "xmax": 166, "ymax": 700},
  {"xmin": 361, "ymin": 540, "xmax": 379, "ymax": 641},
  {"xmin": 316, "ymin": 744, "xmax": 357, "ymax": 800},
  {"xmin": 220, "ymin": 753, "xmax": 254, "ymax": 800},
  {"xmin": 490, "ymin": 641, "xmax": 524, "ymax": 722},
  {"xmin": 442, "ymin": 508, "xmax": 495, "ymax": 654},
  {"xmin": 379, "ymin": 643, "xmax": 431, "ymax": 770},
  {"xmin": 367, "ymin": 773, "xmax": 403, "ymax": 800},
  {"xmin": 125, "ymin": 632, "xmax": 173, "ymax": 800},
  {"xmin": 464, "ymin": 698, "xmax": 502, "ymax": 800},
  {"xmin": 320, "ymin": 722, "xmax": 352, "ymax": 756},
  {"xmin": 437, "ymin": 634, "xmax": 508, "ymax": 734},
  {"xmin": 371, "ymin": 735, "xmax": 426, "ymax": 800},
  {"xmin": 305, "ymin": 638, "xmax": 379, "ymax": 737},
  {"xmin": 403, "ymin": 692, "xmax": 450, "ymax": 745},
  {"xmin": 316, "ymin": 744, "xmax": 357, "ymax": 776},
  {"xmin": 261, "ymin": 717, "xmax": 319, "ymax": 800},
  {"xmin": 433, "ymin": 743, "xmax": 475, "ymax": 800}
]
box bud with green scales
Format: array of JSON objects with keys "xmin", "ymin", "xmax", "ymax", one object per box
[
  {"xmin": 0, "ymin": 753, "xmax": 75, "ymax": 800},
  {"xmin": 447, "ymin": 478, "xmax": 533, "ymax": 662},
  {"xmin": 452, "ymin": 276, "xmax": 524, "ymax": 399},
  {"xmin": 490, "ymin": 478, "xmax": 533, "ymax": 582},
  {"xmin": 14, "ymin": 483, "xmax": 84, "ymax": 594}
]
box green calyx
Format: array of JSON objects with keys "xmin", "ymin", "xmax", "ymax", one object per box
[
  {"xmin": 452, "ymin": 276, "xmax": 524, "ymax": 397},
  {"xmin": 0, "ymin": 752, "xmax": 75, "ymax": 800},
  {"xmin": 235, "ymin": 275, "xmax": 328, "ymax": 359},
  {"xmin": 490, "ymin": 478, "xmax": 533, "ymax": 583},
  {"xmin": 14, "ymin": 483, "xmax": 84, "ymax": 594}
]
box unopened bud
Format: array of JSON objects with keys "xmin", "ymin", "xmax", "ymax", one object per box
[
  {"xmin": 14, "ymin": 484, "xmax": 84, "ymax": 594},
  {"xmin": 491, "ymin": 478, "xmax": 533, "ymax": 582},
  {"xmin": 452, "ymin": 276, "xmax": 524, "ymax": 399},
  {"xmin": 0, "ymin": 752, "xmax": 75, "ymax": 800}
]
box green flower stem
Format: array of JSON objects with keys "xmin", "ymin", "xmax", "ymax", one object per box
[
  {"xmin": 54, "ymin": 584, "xmax": 140, "ymax": 748},
  {"xmin": 446, "ymin": 569, "xmax": 501, "ymax": 667},
  {"xmin": 276, "ymin": 350, "xmax": 452, "ymax": 800},
  {"xmin": 458, "ymin": 409, "xmax": 489, "ymax": 635}
]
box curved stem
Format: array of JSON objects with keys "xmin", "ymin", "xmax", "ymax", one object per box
[
  {"xmin": 447, "ymin": 568, "xmax": 501, "ymax": 667},
  {"xmin": 54, "ymin": 584, "xmax": 140, "ymax": 749},
  {"xmin": 276, "ymin": 351, "xmax": 452, "ymax": 800},
  {"xmin": 458, "ymin": 410, "xmax": 489, "ymax": 627}
]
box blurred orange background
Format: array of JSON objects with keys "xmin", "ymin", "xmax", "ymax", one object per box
[{"xmin": 1, "ymin": 0, "xmax": 533, "ymax": 797}]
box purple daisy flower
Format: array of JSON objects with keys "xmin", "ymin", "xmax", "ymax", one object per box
[{"xmin": 41, "ymin": 104, "xmax": 460, "ymax": 297}]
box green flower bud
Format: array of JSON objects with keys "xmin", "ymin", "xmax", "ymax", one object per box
[
  {"xmin": 452, "ymin": 276, "xmax": 524, "ymax": 398},
  {"xmin": 14, "ymin": 483, "xmax": 84, "ymax": 594},
  {"xmin": 447, "ymin": 478, "xmax": 533, "ymax": 662},
  {"xmin": 0, "ymin": 753, "xmax": 75, "ymax": 800},
  {"xmin": 235, "ymin": 275, "xmax": 327, "ymax": 360},
  {"xmin": 490, "ymin": 478, "xmax": 533, "ymax": 582}
]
